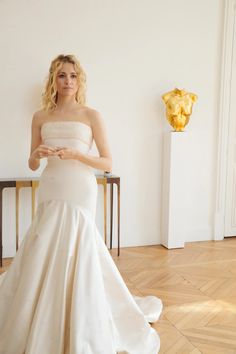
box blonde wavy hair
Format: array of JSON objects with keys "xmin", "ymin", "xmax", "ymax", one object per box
[{"xmin": 42, "ymin": 54, "xmax": 86, "ymax": 112}]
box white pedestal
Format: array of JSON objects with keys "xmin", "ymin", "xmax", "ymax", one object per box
[{"xmin": 161, "ymin": 132, "xmax": 190, "ymax": 249}]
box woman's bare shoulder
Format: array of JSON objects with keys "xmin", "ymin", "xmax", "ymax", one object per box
[
  {"xmin": 84, "ymin": 107, "xmax": 104, "ymax": 125},
  {"xmin": 75, "ymin": 105, "xmax": 103, "ymax": 127},
  {"xmin": 32, "ymin": 109, "xmax": 48, "ymax": 126},
  {"xmin": 32, "ymin": 109, "xmax": 47, "ymax": 118}
]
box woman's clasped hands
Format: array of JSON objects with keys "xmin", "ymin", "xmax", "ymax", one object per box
[{"xmin": 32, "ymin": 145, "xmax": 80, "ymax": 160}]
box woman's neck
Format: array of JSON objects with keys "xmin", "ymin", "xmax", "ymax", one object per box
[{"xmin": 55, "ymin": 96, "xmax": 79, "ymax": 112}]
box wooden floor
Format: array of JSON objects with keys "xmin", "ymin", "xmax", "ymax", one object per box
[
  {"xmin": 111, "ymin": 239, "xmax": 236, "ymax": 354},
  {"xmin": 2, "ymin": 238, "xmax": 236, "ymax": 353}
]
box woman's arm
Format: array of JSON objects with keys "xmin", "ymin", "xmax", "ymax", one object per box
[
  {"xmin": 57, "ymin": 111, "xmax": 112, "ymax": 172},
  {"xmin": 28, "ymin": 113, "xmax": 56, "ymax": 171}
]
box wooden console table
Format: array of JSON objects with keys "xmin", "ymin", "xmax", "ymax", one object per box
[{"xmin": 0, "ymin": 175, "xmax": 120, "ymax": 267}]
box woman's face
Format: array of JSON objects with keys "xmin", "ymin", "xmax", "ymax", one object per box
[{"xmin": 55, "ymin": 62, "xmax": 79, "ymax": 97}]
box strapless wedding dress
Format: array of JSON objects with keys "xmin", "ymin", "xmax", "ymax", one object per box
[{"xmin": 0, "ymin": 121, "xmax": 162, "ymax": 354}]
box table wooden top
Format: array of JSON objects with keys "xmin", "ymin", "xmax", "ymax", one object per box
[{"xmin": 0, "ymin": 174, "xmax": 120, "ymax": 182}]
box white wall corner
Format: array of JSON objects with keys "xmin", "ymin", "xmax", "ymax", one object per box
[
  {"xmin": 214, "ymin": 0, "xmax": 236, "ymax": 240},
  {"xmin": 214, "ymin": 211, "xmax": 225, "ymax": 240}
]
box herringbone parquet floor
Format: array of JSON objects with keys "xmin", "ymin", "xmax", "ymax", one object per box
[
  {"xmin": 1, "ymin": 238, "xmax": 236, "ymax": 353},
  {"xmin": 110, "ymin": 238, "xmax": 236, "ymax": 354}
]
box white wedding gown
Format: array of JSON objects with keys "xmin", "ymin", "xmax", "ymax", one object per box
[{"xmin": 0, "ymin": 121, "xmax": 162, "ymax": 354}]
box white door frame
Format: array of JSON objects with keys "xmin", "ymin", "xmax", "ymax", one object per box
[{"xmin": 214, "ymin": 0, "xmax": 236, "ymax": 240}]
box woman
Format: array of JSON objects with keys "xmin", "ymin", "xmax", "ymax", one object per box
[{"xmin": 0, "ymin": 54, "xmax": 162, "ymax": 354}]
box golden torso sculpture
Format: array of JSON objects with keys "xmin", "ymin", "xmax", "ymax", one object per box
[{"xmin": 162, "ymin": 88, "xmax": 198, "ymax": 132}]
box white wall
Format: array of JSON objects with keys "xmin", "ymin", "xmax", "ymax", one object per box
[{"xmin": 0, "ymin": 0, "xmax": 224, "ymax": 257}]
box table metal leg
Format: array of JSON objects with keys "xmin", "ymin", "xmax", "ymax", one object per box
[
  {"xmin": 117, "ymin": 182, "xmax": 120, "ymax": 256},
  {"xmin": 104, "ymin": 181, "xmax": 107, "ymax": 245},
  {"xmin": 15, "ymin": 185, "xmax": 20, "ymax": 251},
  {"xmin": 0, "ymin": 189, "xmax": 3, "ymax": 267},
  {"xmin": 0, "ymin": 182, "xmax": 16, "ymax": 267},
  {"xmin": 110, "ymin": 183, "xmax": 114, "ymax": 249}
]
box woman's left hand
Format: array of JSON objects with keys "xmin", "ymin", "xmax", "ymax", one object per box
[{"xmin": 56, "ymin": 147, "xmax": 81, "ymax": 160}]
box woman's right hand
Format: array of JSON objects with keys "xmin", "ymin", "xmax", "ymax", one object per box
[{"xmin": 31, "ymin": 145, "xmax": 56, "ymax": 160}]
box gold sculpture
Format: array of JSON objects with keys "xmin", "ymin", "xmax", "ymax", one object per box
[{"xmin": 162, "ymin": 88, "xmax": 198, "ymax": 132}]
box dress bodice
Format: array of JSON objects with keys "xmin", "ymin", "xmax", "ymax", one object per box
[
  {"xmin": 38, "ymin": 120, "xmax": 97, "ymax": 214},
  {"xmin": 41, "ymin": 121, "xmax": 93, "ymax": 155}
]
